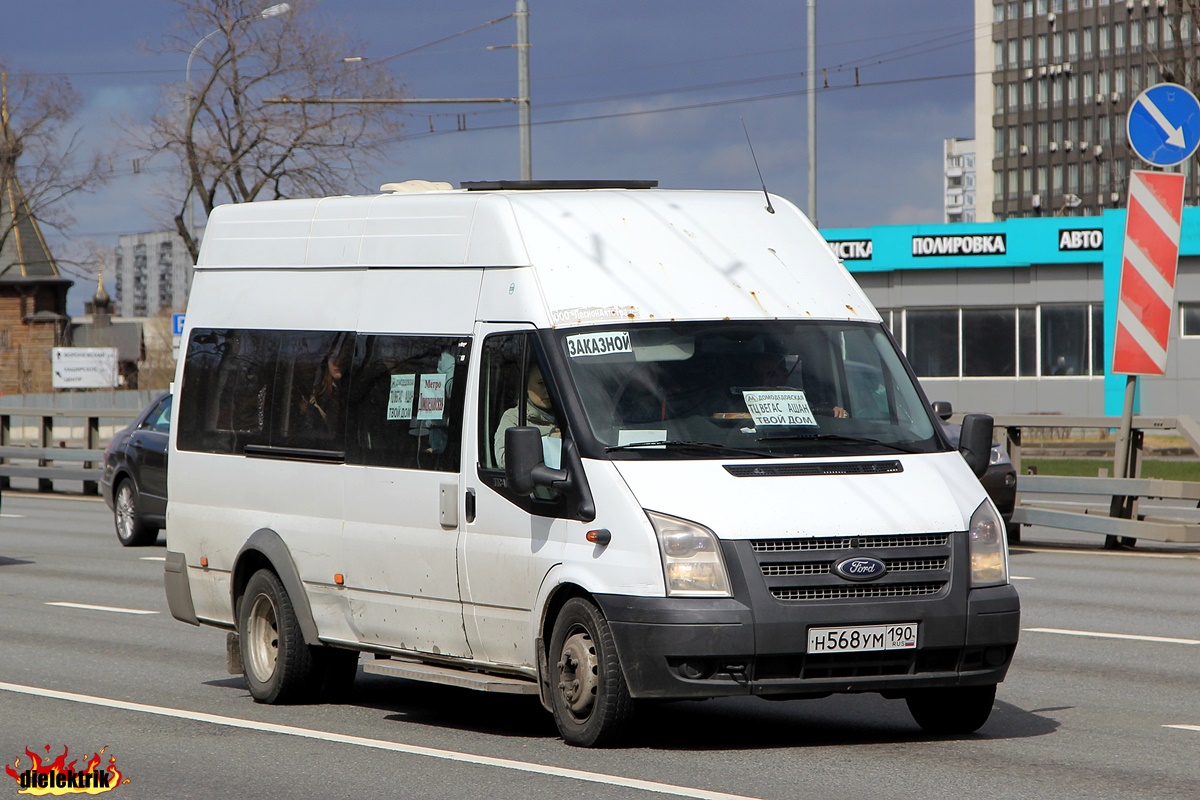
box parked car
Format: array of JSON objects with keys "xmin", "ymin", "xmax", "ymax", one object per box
[
  {"xmin": 932, "ymin": 401, "xmax": 1019, "ymax": 543},
  {"xmin": 101, "ymin": 392, "xmax": 171, "ymax": 546}
]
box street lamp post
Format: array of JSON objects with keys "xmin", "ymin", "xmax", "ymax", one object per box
[
  {"xmin": 515, "ymin": 0, "xmax": 531, "ymax": 180},
  {"xmin": 184, "ymin": 3, "xmax": 291, "ymax": 231},
  {"xmin": 806, "ymin": 0, "xmax": 816, "ymax": 225},
  {"xmin": 186, "ymin": 3, "xmax": 291, "ymax": 101}
]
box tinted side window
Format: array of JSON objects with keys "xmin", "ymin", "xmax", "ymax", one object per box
[
  {"xmin": 147, "ymin": 395, "xmax": 172, "ymax": 433},
  {"xmin": 477, "ymin": 332, "xmax": 566, "ymax": 514},
  {"xmin": 178, "ymin": 329, "xmax": 280, "ymax": 454},
  {"xmin": 138, "ymin": 395, "xmax": 171, "ymax": 432},
  {"xmin": 271, "ymin": 332, "xmax": 353, "ymax": 452},
  {"xmin": 346, "ymin": 335, "xmax": 470, "ymax": 472},
  {"xmin": 478, "ymin": 334, "xmax": 528, "ymax": 471}
]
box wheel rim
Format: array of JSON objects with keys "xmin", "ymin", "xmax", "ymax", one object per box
[
  {"xmin": 115, "ymin": 484, "xmax": 135, "ymax": 540},
  {"xmin": 245, "ymin": 593, "xmax": 280, "ymax": 682},
  {"xmin": 556, "ymin": 626, "xmax": 600, "ymax": 720}
]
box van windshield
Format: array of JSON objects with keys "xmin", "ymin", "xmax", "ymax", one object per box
[{"xmin": 556, "ymin": 320, "xmax": 942, "ymax": 459}]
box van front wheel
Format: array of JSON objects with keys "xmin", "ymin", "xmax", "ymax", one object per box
[
  {"xmin": 238, "ymin": 569, "xmax": 316, "ymax": 704},
  {"xmin": 548, "ymin": 597, "xmax": 634, "ymax": 747},
  {"xmin": 906, "ymin": 684, "xmax": 996, "ymax": 734}
]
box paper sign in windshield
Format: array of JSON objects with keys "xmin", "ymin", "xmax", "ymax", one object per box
[
  {"xmin": 387, "ymin": 374, "xmax": 415, "ymax": 420},
  {"xmin": 742, "ymin": 390, "xmax": 817, "ymax": 427},
  {"xmin": 565, "ymin": 331, "xmax": 632, "ymax": 358},
  {"xmin": 416, "ymin": 374, "xmax": 447, "ymax": 420}
]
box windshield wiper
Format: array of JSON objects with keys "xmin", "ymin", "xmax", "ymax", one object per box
[
  {"xmin": 605, "ymin": 440, "xmax": 772, "ymax": 458},
  {"xmin": 756, "ymin": 433, "xmax": 920, "ymax": 454}
]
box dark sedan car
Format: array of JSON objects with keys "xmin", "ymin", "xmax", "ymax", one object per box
[
  {"xmin": 932, "ymin": 401, "xmax": 1019, "ymax": 543},
  {"xmin": 101, "ymin": 392, "xmax": 171, "ymax": 546}
]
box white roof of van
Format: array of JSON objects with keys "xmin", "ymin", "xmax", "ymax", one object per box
[{"xmin": 196, "ymin": 186, "xmax": 878, "ymax": 325}]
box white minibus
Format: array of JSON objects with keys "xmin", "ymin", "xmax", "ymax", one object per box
[{"xmin": 165, "ymin": 180, "xmax": 1019, "ymax": 746}]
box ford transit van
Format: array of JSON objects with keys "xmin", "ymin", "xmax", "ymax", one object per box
[{"xmin": 165, "ymin": 180, "xmax": 1019, "ymax": 746}]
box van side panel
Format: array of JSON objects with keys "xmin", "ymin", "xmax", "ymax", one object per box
[
  {"xmin": 170, "ymin": 267, "xmax": 485, "ymax": 653},
  {"xmin": 356, "ymin": 269, "xmax": 485, "ymax": 334}
]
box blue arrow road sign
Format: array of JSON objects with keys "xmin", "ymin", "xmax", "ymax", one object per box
[{"xmin": 1127, "ymin": 82, "xmax": 1200, "ymax": 167}]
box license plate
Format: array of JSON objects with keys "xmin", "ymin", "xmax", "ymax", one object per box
[{"xmin": 806, "ymin": 623, "xmax": 918, "ymax": 654}]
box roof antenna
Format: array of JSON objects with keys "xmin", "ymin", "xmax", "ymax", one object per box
[{"xmin": 741, "ymin": 117, "xmax": 775, "ymax": 214}]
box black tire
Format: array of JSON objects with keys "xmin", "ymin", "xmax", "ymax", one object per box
[
  {"xmin": 113, "ymin": 478, "xmax": 158, "ymax": 547},
  {"xmin": 1005, "ymin": 521, "xmax": 1021, "ymax": 545},
  {"xmin": 906, "ymin": 684, "xmax": 997, "ymax": 734},
  {"xmin": 547, "ymin": 597, "xmax": 634, "ymax": 747},
  {"xmin": 238, "ymin": 569, "xmax": 317, "ymax": 704}
]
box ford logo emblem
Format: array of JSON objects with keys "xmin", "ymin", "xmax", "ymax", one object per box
[{"xmin": 833, "ymin": 557, "xmax": 887, "ymax": 582}]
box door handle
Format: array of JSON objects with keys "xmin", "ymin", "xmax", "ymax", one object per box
[{"xmin": 465, "ymin": 488, "xmax": 476, "ymax": 523}]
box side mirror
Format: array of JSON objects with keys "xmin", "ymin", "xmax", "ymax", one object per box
[
  {"xmin": 505, "ymin": 426, "xmax": 544, "ymax": 495},
  {"xmin": 931, "ymin": 400, "xmax": 953, "ymax": 421},
  {"xmin": 504, "ymin": 426, "xmax": 569, "ymax": 495},
  {"xmin": 959, "ymin": 414, "xmax": 994, "ymax": 479},
  {"xmin": 503, "ymin": 426, "xmax": 596, "ymax": 522}
]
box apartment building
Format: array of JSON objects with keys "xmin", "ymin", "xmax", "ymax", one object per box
[
  {"xmin": 944, "ymin": 137, "xmax": 979, "ymax": 222},
  {"xmin": 113, "ymin": 231, "xmax": 193, "ymax": 317}
]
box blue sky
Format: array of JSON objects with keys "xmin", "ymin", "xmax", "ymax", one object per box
[{"xmin": 4, "ymin": 1, "xmax": 979, "ymax": 313}]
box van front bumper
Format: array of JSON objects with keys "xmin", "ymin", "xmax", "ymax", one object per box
[{"xmin": 594, "ymin": 584, "xmax": 1020, "ymax": 699}]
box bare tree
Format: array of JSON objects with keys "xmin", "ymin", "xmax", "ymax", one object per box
[
  {"xmin": 0, "ymin": 67, "xmax": 111, "ymax": 272},
  {"xmin": 1164, "ymin": 2, "xmax": 1200, "ymax": 89},
  {"xmin": 142, "ymin": 0, "xmax": 408, "ymax": 261}
]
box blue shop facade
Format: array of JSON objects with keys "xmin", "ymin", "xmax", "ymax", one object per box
[{"xmin": 820, "ymin": 211, "xmax": 1200, "ymax": 417}]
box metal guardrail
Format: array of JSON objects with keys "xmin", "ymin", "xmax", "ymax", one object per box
[
  {"xmin": 0, "ymin": 407, "xmax": 141, "ymax": 495},
  {"xmin": 978, "ymin": 414, "xmax": 1200, "ymax": 547}
]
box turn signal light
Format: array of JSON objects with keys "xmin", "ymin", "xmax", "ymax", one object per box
[{"xmin": 586, "ymin": 529, "xmax": 612, "ymax": 545}]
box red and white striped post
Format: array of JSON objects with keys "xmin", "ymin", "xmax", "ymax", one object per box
[
  {"xmin": 1112, "ymin": 169, "xmax": 1186, "ymax": 375},
  {"xmin": 1110, "ymin": 169, "xmax": 1186, "ymax": 524}
]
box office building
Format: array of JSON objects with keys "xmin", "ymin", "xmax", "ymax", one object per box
[
  {"xmin": 822, "ymin": 210, "xmax": 1200, "ymax": 418},
  {"xmin": 975, "ymin": 0, "xmax": 1200, "ymax": 221}
]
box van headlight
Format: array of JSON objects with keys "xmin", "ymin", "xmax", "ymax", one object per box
[
  {"xmin": 646, "ymin": 511, "xmax": 732, "ymax": 597},
  {"xmin": 968, "ymin": 499, "xmax": 1009, "ymax": 587}
]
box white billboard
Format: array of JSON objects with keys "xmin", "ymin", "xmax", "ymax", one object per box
[{"xmin": 51, "ymin": 347, "xmax": 119, "ymax": 389}]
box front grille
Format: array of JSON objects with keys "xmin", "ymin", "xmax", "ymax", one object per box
[
  {"xmin": 748, "ymin": 532, "xmax": 956, "ymax": 603},
  {"xmin": 751, "ymin": 534, "xmax": 949, "ymax": 552},
  {"xmin": 770, "ymin": 582, "xmax": 944, "ymax": 601},
  {"xmin": 762, "ymin": 562, "xmax": 829, "ymax": 576},
  {"xmin": 760, "ymin": 557, "xmax": 947, "ymax": 577},
  {"xmin": 755, "ymin": 648, "xmax": 963, "ymax": 680},
  {"xmin": 884, "ymin": 557, "xmax": 948, "ymax": 572}
]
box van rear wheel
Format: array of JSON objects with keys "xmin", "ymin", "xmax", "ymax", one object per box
[
  {"xmin": 548, "ymin": 597, "xmax": 634, "ymax": 747},
  {"xmin": 906, "ymin": 684, "xmax": 996, "ymax": 734},
  {"xmin": 238, "ymin": 569, "xmax": 316, "ymax": 704}
]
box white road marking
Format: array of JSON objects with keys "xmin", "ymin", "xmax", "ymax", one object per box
[
  {"xmin": 0, "ymin": 682, "xmax": 765, "ymax": 800},
  {"xmin": 46, "ymin": 602, "xmax": 158, "ymax": 615},
  {"xmin": 0, "ymin": 513, "xmax": 25, "ymax": 518},
  {"xmin": 1025, "ymin": 627, "xmax": 1200, "ymax": 646},
  {"xmin": 1010, "ymin": 576, "xmax": 1035, "ymax": 581},
  {"xmin": 139, "ymin": 556, "xmax": 166, "ymax": 562},
  {"xmin": 1164, "ymin": 724, "xmax": 1200, "ymax": 733}
]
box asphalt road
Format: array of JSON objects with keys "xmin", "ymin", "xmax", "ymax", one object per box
[{"xmin": 2, "ymin": 492, "xmax": 1198, "ymax": 800}]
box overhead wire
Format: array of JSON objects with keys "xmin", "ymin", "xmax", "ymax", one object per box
[{"xmin": 42, "ymin": 15, "xmax": 997, "ymax": 194}]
